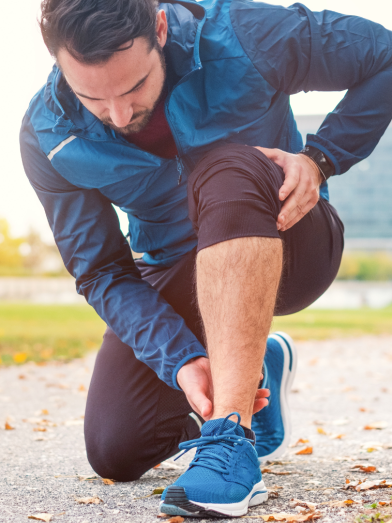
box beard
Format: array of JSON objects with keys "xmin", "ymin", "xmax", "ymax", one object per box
[{"xmin": 101, "ymin": 45, "xmax": 167, "ymax": 135}]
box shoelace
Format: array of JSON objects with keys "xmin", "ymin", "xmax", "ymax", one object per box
[{"xmin": 174, "ymin": 412, "xmax": 254, "ymax": 474}]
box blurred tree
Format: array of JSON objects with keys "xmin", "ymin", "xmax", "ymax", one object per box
[{"xmin": 0, "ymin": 219, "xmax": 24, "ymax": 269}]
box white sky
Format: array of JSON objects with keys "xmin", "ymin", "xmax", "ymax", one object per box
[{"xmin": 1, "ymin": 0, "xmax": 392, "ymax": 241}]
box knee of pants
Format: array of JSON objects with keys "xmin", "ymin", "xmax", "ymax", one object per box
[
  {"xmin": 85, "ymin": 425, "xmax": 149, "ymax": 482},
  {"xmin": 187, "ymin": 143, "xmax": 284, "ymax": 246}
]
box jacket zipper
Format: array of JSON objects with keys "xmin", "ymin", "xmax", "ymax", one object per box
[{"xmin": 176, "ymin": 155, "xmax": 184, "ymax": 185}]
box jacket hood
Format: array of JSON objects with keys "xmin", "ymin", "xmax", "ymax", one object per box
[{"xmin": 43, "ymin": 0, "xmax": 206, "ymax": 138}]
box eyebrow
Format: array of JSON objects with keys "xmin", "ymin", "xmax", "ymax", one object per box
[{"xmin": 75, "ymin": 73, "xmax": 149, "ymax": 101}]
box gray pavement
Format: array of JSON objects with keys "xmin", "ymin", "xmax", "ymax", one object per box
[{"xmin": 1, "ymin": 335, "xmax": 392, "ymax": 523}]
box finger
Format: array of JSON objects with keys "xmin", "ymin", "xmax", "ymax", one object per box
[
  {"xmin": 278, "ymin": 166, "xmax": 301, "ymax": 202},
  {"xmin": 277, "ymin": 176, "xmax": 309, "ymax": 227},
  {"xmin": 253, "ymin": 398, "xmax": 269, "ymax": 414},
  {"xmin": 280, "ymin": 198, "xmax": 317, "ymax": 232},
  {"xmin": 256, "ymin": 388, "xmax": 270, "ymax": 398}
]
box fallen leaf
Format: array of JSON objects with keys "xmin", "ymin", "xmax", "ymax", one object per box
[
  {"xmin": 290, "ymin": 499, "xmax": 318, "ymax": 511},
  {"xmin": 291, "ymin": 439, "xmax": 309, "ymax": 448},
  {"xmin": 78, "ymin": 384, "xmax": 86, "ymax": 392},
  {"xmin": 134, "ymin": 486, "xmax": 166, "ymax": 500},
  {"xmin": 33, "ymin": 427, "xmax": 47, "ymax": 432},
  {"xmin": 77, "ymin": 475, "xmax": 98, "ymax": 482},
  {"xmin": 351, "ymin": 465, "xmax": 377, "ymax": 473},
  {"xmin": 28, "ymin": 514, "xmax": 53, "ymax": 522},
  {"xmin": 13, "ymin": 352, "xmax": 27, "ymax": 364},
  {"xmin": 18, "ymin": 374, "xmax": 27, "ymax": 380},
  {"xmin": 75, "ymin": 496, "xmax": 103, "ymax": 504},
  {"xmin": 102, "ymin": 478, "xmax": 115, "ymax": 485},
  {"xmin": 41, "ymin": 409, "xmax": 49, "ymax": 415},
  {"xmin": 5, "ymin": 421, "xmax": 15, "ymax": 430},
  {"xmin": 317, "ymin": 428, "xmax": 327, "ymax": 435},
  {"xmin": 345, "ymin": 479, "xmax": 392, "ymax": 491},
  {"xmin": 154, "ymin": 463, "xmax": 161, "ymax": 469},
  {"xmin": 364, "ymin": 422, "xmax": 388, "ymax": 430},
  {"xmin": 296, "ymin": 447, "xmax": 313, "ymax": 455},
  {"xmin": 164, "ymin": 518, "xmax": 184, "ymax": 523},
  {"xmin": 153, "ymin": 487, "xmax": 165, "ymax": 495},
  {"xmin": 262, "ymin": 468, "xmax": 292, "ymax": 475},
  {"xmin": 330, "ymin": 434, "xmax": 345, "ymax": 440},
  {"xmin": 320, "ymin": 499, "xmax": 357, "ymax": 508},
  {"xmin": 251, "ymin": 511, "xmax": 322, "ymax": 521}
]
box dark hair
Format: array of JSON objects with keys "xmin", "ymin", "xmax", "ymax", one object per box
[{"xmin": 40, "ymin": 0, "xmax": 159, "ymax": 65}]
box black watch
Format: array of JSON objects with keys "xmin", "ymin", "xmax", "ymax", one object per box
[{"xmin": 299, "ymin": 145, "xmax": 335, "ymax": 181}]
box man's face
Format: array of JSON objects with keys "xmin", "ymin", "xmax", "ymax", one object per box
[{"xmin": 57, "ymin": 11, "xmax": 167, "ymax": 135}]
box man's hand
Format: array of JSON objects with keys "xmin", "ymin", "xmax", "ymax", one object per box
[
  {"xmin": 254, "ymin": 147, "xmax": 324, "ymax": 232},
  {"xmin": 177, "ymin": 356, "xmax": 270, "ymax": 421}
]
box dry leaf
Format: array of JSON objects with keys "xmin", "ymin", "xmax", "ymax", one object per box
[
  {"xmin": 296, "ymin": 447, "xmax": 313, "ymax": 455},
  {"xmin": 317, "ymin": 428, "xmax": 327, "ymax": 435},
  {"xmin": 262, "ymin": 468, "xmax": 292, "ymax": 475},
  {"xmin": 41, "ymin": 409, "xmax": 49, "ymax": 415},
  {"xmin": 33, "ymin": 427, "xmax": 47, "ymax": 432},
  {"xmin": 351, "ymin": 465, "xmax": 377, "ymax": 473},
  {"xmin": 28, "ymin": 514, "xmax": 53, "ymax": 522},
  {"xmin": 102, "ymin": 478, "xmax": 115, "ymax": 485},
  {"xmin": 330, "ymin": 434, "xmax": 345, "ymax": 440},
  {"xmin": 18, "ymin": 374, "xmax": 27, "ymax": 380},
  {"xmin": 255, "ymin": 511, "xmax": 322, "ymax": 521},
  {"xmin": 164, "ymin": 518, "xmax": 184, "ymax": 523},
  {"xmin": 78, "ymin": 384, "xmax": 86, "ymax": 392},
  {"xmin": 345, "ymin": 479, "xmax": 392, "ymax": 491},
  {"xmin": 77, "ymin": 475, "xmax": 98, "ymax": 482},
  {"xmin": 320, "ymin": 499, "xmax": 357, "ymax": 508},
  {"xmin": 291, "ymin": 439, "xmax": 309, "ymax": 448},
  {"xmin": 364, "ymin": 422, "xmax": 388, "ymax": 430},
  {"xmin": 5, "ymin": 421, "xmax": 15, "ymax": 430},
  {"xmin": 290, "ymin": 499, "xmax": 318, "ymax": 511},
  {"xmin": 75, "ymin": 496, "xmax": 103, "ymax": 504},
  {"xmin": 154, "ymin": 463, "xmax": 161, "ymax": 469}
]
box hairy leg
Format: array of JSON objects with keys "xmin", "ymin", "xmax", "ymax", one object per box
[{"xmin": 196, "ymin": 236, "xmax": 282, "ymax": 428}]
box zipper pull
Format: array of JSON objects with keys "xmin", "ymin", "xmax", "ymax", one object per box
[{"xmin": 176, "ymin": 155, "xmax": 184, "ymax": 185}]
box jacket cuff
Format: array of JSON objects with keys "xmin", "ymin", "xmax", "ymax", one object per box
[
  {"xmin": 171, "ymin": 351, "xmax": 208, "ymax": 390},
  {"xmin": 305, "ymin": 139, "xmax": 341, "ymax": 176}
]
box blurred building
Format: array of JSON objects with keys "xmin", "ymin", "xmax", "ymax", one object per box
[{"xmin": 296, "ymin": 115, "xmax": 392, "ymax": 250}]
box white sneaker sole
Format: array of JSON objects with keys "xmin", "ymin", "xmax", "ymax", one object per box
[
  {"xmin": 160, "ymin": 479, "xmax": 268, "ymax": 517},
  {"xmin": 257, "ymin": 332, "xmax": 297, "ymax": 463}
]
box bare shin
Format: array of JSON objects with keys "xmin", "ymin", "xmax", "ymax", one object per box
[{"xmin": 196, "ymin": 237, "xmax": 283, "ymax": 428}]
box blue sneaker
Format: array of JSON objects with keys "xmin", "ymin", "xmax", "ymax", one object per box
[
  {"xmin": 252, "ymin": 332, "xmax": 297, "ymax": 463},
  {"xmin": 160, "ymin": 413, "xmax": 268, "ymax": 518}
]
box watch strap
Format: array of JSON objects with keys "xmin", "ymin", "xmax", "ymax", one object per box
[{"xmin": 299, "ymin": 145, "xmax": 335, "ymax": 181}]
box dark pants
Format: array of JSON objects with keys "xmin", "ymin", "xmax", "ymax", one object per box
[{"xmin": 84, "ymin": 145, "xmax": 344, "ymax": 481}]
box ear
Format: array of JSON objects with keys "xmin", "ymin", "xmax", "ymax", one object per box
[{"xmin": 156, "ymin": 9, "xmax": 168, "ymax": 48}]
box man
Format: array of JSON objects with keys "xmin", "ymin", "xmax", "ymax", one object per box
[{"xmin": 20, "ymin": 0, "xmax": 392, "ymax": 518}]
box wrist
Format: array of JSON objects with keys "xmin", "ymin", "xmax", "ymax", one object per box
[
  {"xmin": 298, "ymin": 145, "xmax": 335, "ymax": 181},
  {"xmin": 298, "ymin": 153, "xmax": 325, "ymax": 185}
]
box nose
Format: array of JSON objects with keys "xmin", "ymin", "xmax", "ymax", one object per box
[{"xmin": 108, "ymin": 99, "xmax": 133, "ymax": 128}]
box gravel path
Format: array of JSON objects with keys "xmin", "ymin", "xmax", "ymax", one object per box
[{"xmin": 1, "ymin": 335, "xmax": 392, "ymax": 523}]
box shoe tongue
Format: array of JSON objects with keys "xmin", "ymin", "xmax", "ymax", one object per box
[{"xmin": 201, "ymin": 417, "xmax": 245, "ymax": 438}]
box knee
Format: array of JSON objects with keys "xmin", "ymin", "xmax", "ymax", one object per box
[{"xmin": 85, "ymin": 426, "xmax": 147, "ymax": 482}]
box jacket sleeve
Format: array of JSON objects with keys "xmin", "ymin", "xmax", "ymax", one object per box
[
  {"xmin": 20, "ymin": 114, "xmax": 207, "ymax": 389},
  {"xmin": 230, "ymin": 0, "xmax": 392, "ymax": 174}
]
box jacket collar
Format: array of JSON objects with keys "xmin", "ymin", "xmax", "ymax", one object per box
[{"xmin": 44, "ymin": 0, "xmax": 206, "ymax": 138}]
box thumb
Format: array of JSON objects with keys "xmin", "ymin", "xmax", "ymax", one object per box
[{"xmin": 189, "ymin": 385, "xmax": 212, "ymax": 420}]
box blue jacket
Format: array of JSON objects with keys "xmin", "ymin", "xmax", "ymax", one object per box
[{"xmin": 20, "ymin": 0, "xmax": 392, "ymax": 389}]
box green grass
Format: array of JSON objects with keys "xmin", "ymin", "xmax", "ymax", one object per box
[
  {"xmin": 0, "ymin": 303, "xmax": 105, "ymax": 366},
  {"xmin": 273, "ymin": 305, "xmax": 392, "ymax": 340},
  {"xmin": 0, "ymin": 302, "xmax": 391, "ymax": 366}
]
